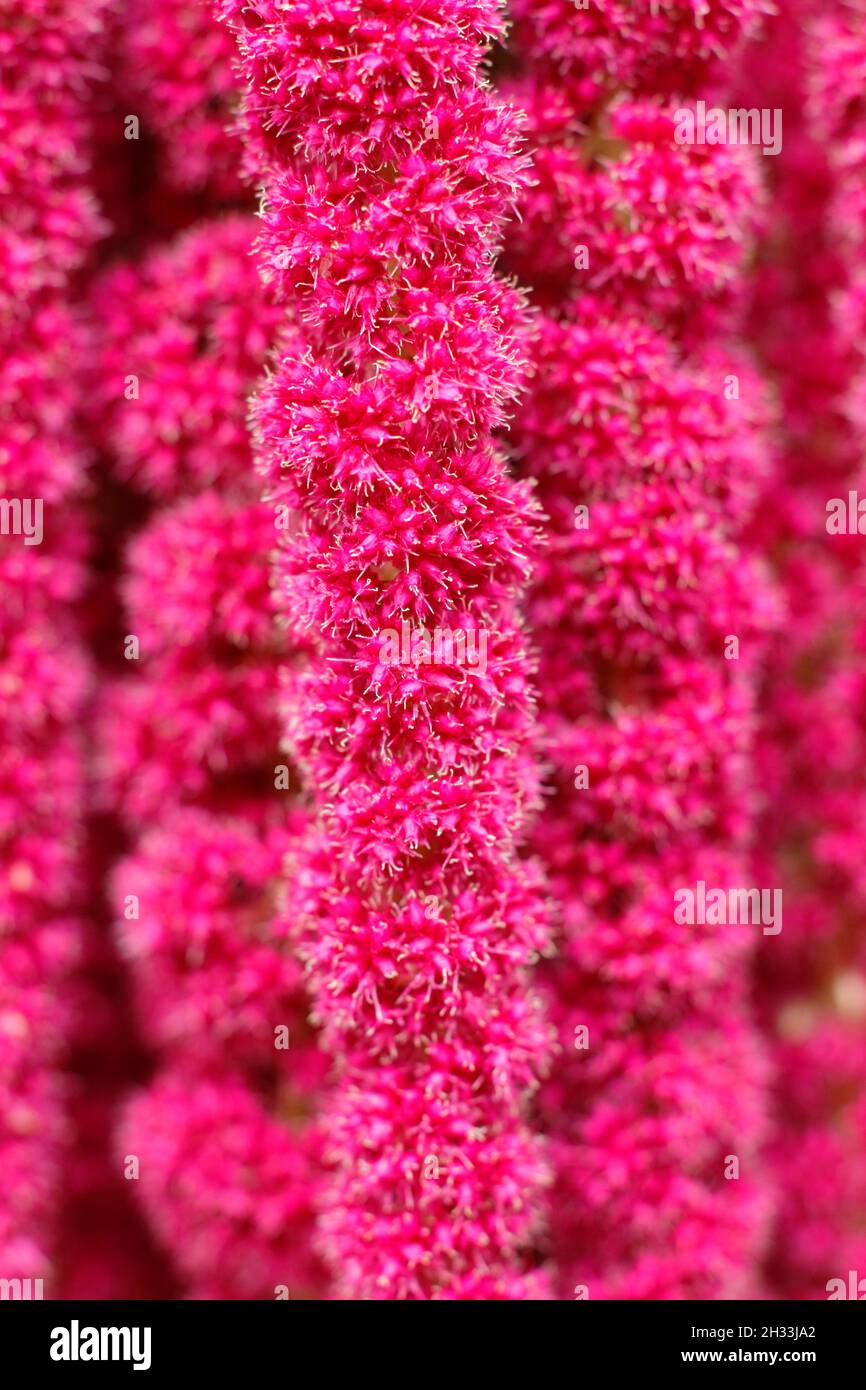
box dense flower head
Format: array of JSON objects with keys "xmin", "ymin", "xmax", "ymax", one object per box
[
  {"xmin": 512, "ymin": 307, "xmax": 773, "ymax": 513},
  {"xmin": 0, "ymin": 2, "xmax": 107, "ymax": 318},
  {"xmin": 0, "ymin": 0, "xmax": 108, "ymax": 79},
  {"xmin": 94, "ymin": 219, "xmax": 285, "ymax": 823},
  {"xmin": 282, "ymin": 627, "xmax": 541, "ymax": 860},
  {"xmin": 553, "ymin": 674, "xmax": 757, "ymax": 845},
  {"xmin": 602, "ymin": 102, "xmax": 764, "ymax": 305},
  {"xmin": 543, "ymin": 1010, "xmax": 771, "ymax": 1299},
  {"xmin": 503, "ymin": 89, "xmax": 763, "ymax": 329},
  {"xmin": 807, "ymin": 2, "xmax": 866, "ymax": 152},
  {"xmin": 0, "ymin": 983, "xmax": 67, "ymax": 1281},
  {"xmin": 510, "ymin": 305, "xmax": 777, "ymax": 708},
  {"xmin": 509, "ymin": 0, "xmax": 770, "ymax": 105},
  {"xmin": 0, "ymin": 92, "xmax": 104, "ymax": 314},
  {"xmin": 113, "ymin": 809, "xmax": 305, "ymax": 1066},
  {"xmin": 737, "ymin": 4, "xmax": 855, "ymax": 457},
  {"xmin": 540, "ymin": 495, "xmax": 771, "ymax": 669},
  {"xmin": 0, "ymin": 304, "xmax": 91, "ymax": 726},
  {"xmin": 556, "ymin": 845, "xmax": 758, "ymax": 1008},
  {"xmin": 93, "ymin": 216, "xmax": 282, "ymax": 499},
  {"xmin": 0, "ymin": 305, "xmax": 89, "ymax": 509},
  {"xmin": 253, "ymin": 89, "xmax": 529, "ymax": 316},
  {"xmin": 290, "ymin": 840, "xmax": 549, "ymax": 1049},
  {"xmin": 810, "ymin": 9, "xmax": 866, "ymax": 446},
  {"xmin": 118, "ymin": 0, "xmax": 245, "ymax": 201},
  {"xmin": 319, "ymin": 1057, "xmax": 550, "ymax": 1300},
  {"xmin": 219, "ymin": 0, "xmax": 510, "ymax": 170},
  {"xmin": 100, "ymin": 648, "xmax": 280, "ymax": 822},
  {"xmin": 765, "ymin": 1016, "xmax": 866, "ymax": 1298},
  {"xmin": 123, "ymin": 493, "xmax": 280, "ymax": 651},
  {"xmin": 1, "ymin": 0, "xmax": 861, "ymax": 1307},
  {"xmin": 256, "ymin": 341, "xmax": 531, "ymax": 544},
  {"xmin": 0, "ymin": 675, "xmax": 88, "ymax": 930},
  {"xmin": 265, "ymin": 464, "xmax": 537, "ymax": 644},
  {"xmin": 120, "ymin": 1071, "xmax": 324, "ymax": 1299}
]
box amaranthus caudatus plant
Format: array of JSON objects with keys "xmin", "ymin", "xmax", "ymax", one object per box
[{"xmin": 3, "ymin": 0, "xmax": 866, "ymax": 1305}]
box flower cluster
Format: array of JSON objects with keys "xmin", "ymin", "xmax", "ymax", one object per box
[
  {"xmin": 503, "ymin": 0, "xmax": 776, "ymax": 1297},
  {"xmin": 221, "ymin": 0, "xmax": 553, "ymax": 1298},
  {"xmin": 509, "ymin": 0, "xmax": 771, "ymax": 104},
  {"xmin": 117, "ymin": 1071, "xmax": 323, "ymax": 1299},
  {"xmin": 117, "ymin": 0, "xmax": 245, "ymax": 203}
]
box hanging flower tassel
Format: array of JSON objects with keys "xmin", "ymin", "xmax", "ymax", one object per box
[
  {"xmin": 0, "ymin": 0, "xmax": 106, "ymax": 1289},
  {"xmin": 220, "ymin": 0, "xmax": 554, "ymax": 1299},
  {"xmin": 502, "ymin": 0, "xmax": 778, "ymax": 1298}
]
